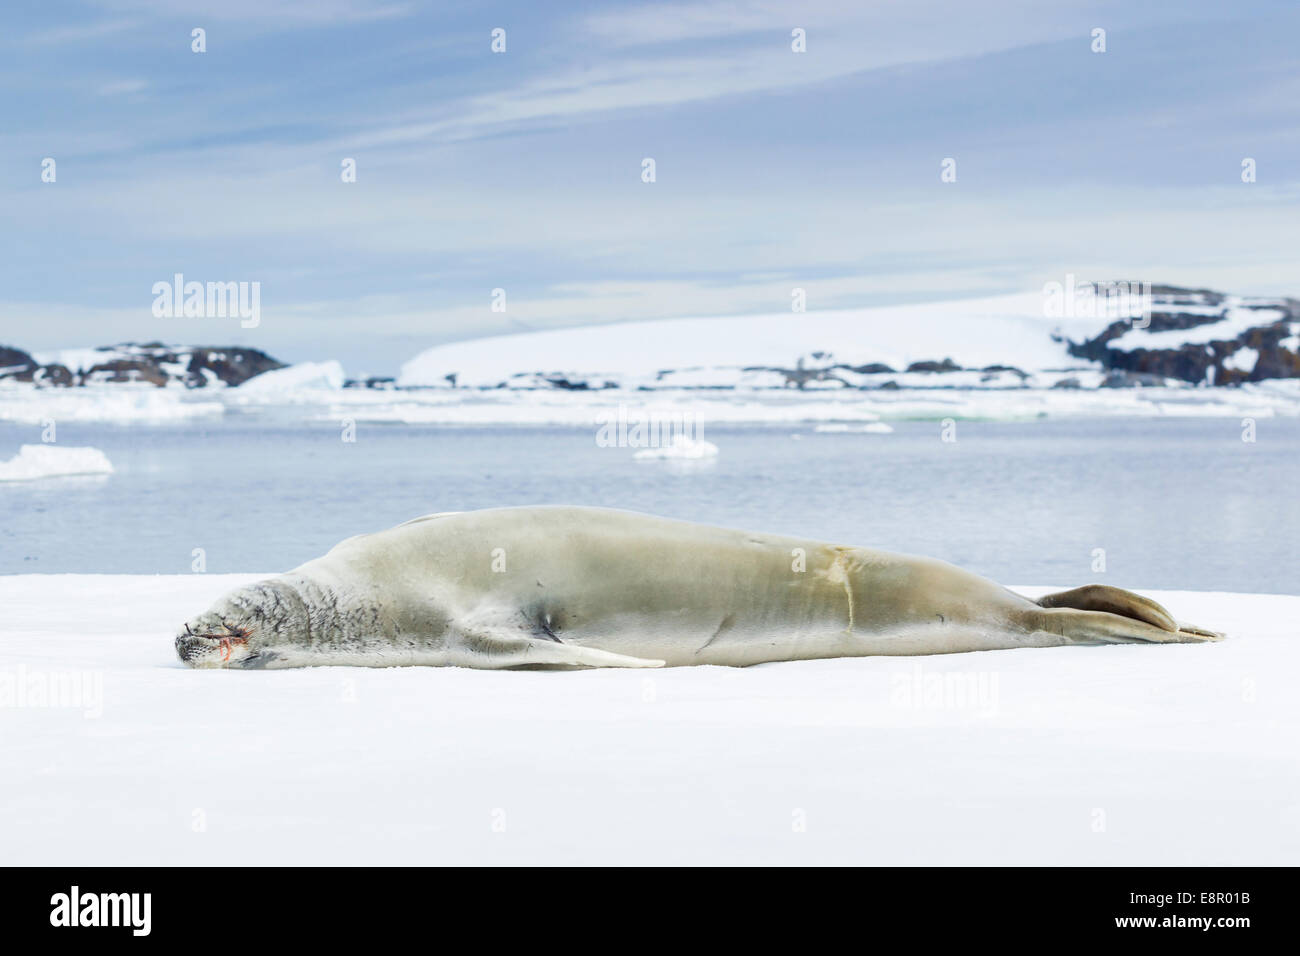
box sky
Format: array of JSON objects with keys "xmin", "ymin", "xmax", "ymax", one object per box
[{"xmin": 2, "ymin": 0, "xmax": 1299, "ymax": 376}]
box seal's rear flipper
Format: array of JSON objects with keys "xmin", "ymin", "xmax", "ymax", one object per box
[
  {"xmin": 1036, "ymin": 585, "xmax": 1224, "ymax": 642},
  {"xmin": 1039, "ymin": 607, "xmax": 1224, "ymax": 645},
  {"xmin": 1170, "ymin": 622, "xmax": 1226, "ymax": 640},
  {"xmin": 1036, "ymin": 584, "xmax": 1178, "ymax": 631},
  {"xmin": 452, "ymin": 626, "xmax": 665, "ymax": 669}
]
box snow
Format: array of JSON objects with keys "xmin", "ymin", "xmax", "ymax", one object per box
[
  {"xmin": 0, "ymin": 384, "xmax": 224, "ymax": 425},
  {"xmin": 1108, "ymin": 306, "xmax": 1287, "ymax": 351},
  {"xmin": 29, "ymin": 345, "xmax": 213, "ymax": 386},
  {"xmin": 29, "ymin": 347, "xmax": 114, "ymax": 373},
  {"xmin": 398, "ymin": 292, "xmax": 1293, "ymax": 390},
  {"xmin": 632, "ymin": 435, "xmax": 719, "ymax": 460},
  {"xmin": 1224, "ymin": 347, "xmax": 1260, "ymax": 373},
  {"xmin": 398, "ymin": 292, "xmax": 1102, "ymax": 388},
  {"xmin": 1, "ymin": 292, "xmax": 1293, "ymax": 424},
  {"xmin": 303, "ymin": 382, "xmax": 1300, "ymax": 425},
  {"xmin": 0, "ymin": 445, "xmax": 113, "ymax": 482},
  {"xmin": 814, "ymin": 422, "xmax": 895, "ymax": 433},
  {"xmin": 1, "ymin": 377, "xmax": 1298, "ymax": 426},
  {"xmin": 229, "ymin": 360, "xmax": 345, "ymax": 397},
  {"xmin": 2, "ymin": 573, "xmax": 1296, "ymax": 865}
]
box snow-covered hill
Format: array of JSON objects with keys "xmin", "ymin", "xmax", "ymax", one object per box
[
  {"xmin": 399, "ymin": 288, "xmax": 1300, "ymax": 390},
  {"xmin": 3, "ymin": 286, "xmax": 1296, "ymax": 401}
]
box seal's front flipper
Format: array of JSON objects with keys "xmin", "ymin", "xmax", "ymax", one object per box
[
  {"xmin": 1037, "ymin": 584, "xmax": 1177, "ymax": 631},
  {"xmin": 451, "ymin": 625, "xmax": 665, "ymax": 670}
]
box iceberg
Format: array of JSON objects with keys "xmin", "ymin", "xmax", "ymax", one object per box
[
  {"xmin": 632, "ymin": 435, "xmax": 720, "ymax": 460},
  {"xmin": 0, "ymin": 444, "xmax": 114, "ymax": 481}
]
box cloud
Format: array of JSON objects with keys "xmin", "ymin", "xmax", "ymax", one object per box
[
  {"xmin": 96, "ymin": 78, "xmax": 148, "ymax": 96},
  {"xmin": 344, "ymin": 3, "xmax": 1108, "ymax": 148},
  {"xmin": 24, "ymin": 19, "xmax": 138, "ymax": 45},
  {"xmin": 83, "ymin": 0, "xmax": 413, "ymax": 25},
  {"xmin": 5, "ymin": 0, "xmax": 1299, "ymax": 372},
  {"xmin": 334, "ymin": 0, "xmax": 1251, "ymax": 151}
]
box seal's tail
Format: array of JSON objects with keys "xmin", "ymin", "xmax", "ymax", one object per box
[{"xmin": 1035, "ymin": 584, "xmax": 1224, "ymax": 644}]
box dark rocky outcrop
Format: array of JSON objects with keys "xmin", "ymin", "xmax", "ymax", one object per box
[
  {"xmin": 545, "ymin": 377, "xmax": 592, "ymax": 391},
  {"xmin": 33, "ymin": 364, "xmax": 74, "ymax": 387},
  {"xmin": 0, "ymin": 345, "xmax": 73, "ymax": 387},
  {"xmin": 1100, "ymin": 370, "xmax": 1170, "ymax": 388},
  {"xmin": 81, "ymin": 358, "xmax": 170, "ymax": 387},
  {"xmin": 184, "ymin": 346, "xmax": 285, "ymax": 387},
  {"xmin": 906, "ymin": 358, "xmax": 961, "ymax": 373},
  {"xmin": 840, "ymin": 362, "xmax": 896, "ymax": 375},
  {"xmin": 0, "ymin": 345, "xmax": 37, "ymax": 377},
  {"xmin": 344, "ymin": 376, "xmax": 397, "ymax": 390},
  {"xmin": 1064, "ymin": 291, "xmax": 1299, "ymax": 385},
  {"xmin": 0, "ymin": 343, "xmax": 286, "ymax": 388}
]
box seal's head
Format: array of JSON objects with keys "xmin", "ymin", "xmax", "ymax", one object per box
[{"xmin": 175, "ymin": 579, "xmax": 309, "ymax": 669}]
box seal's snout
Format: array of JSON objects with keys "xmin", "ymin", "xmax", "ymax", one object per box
[
  {"xmin": 176, "ymin": 579, "xmax": 313, "ymax": 669},
  {"xmin": 175, "ymin": 614, "xmax": 256, "ymax": 668},
  {"xmin": 175, "ymin": 628, "xmax": 215, "ymax": 668}
]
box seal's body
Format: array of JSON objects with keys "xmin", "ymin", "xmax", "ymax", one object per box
[{"xmin": 175, "ymin": 507, "xmax": 1221, "ymax": 669}]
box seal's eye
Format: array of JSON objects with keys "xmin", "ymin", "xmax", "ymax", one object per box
[
  {"xmin": 215, "ymin": 618, "xmax": 253, "ymax": 640},
  {"xmin": 185, "ymin": 619, "xmax": 252, "ymax": 643}
]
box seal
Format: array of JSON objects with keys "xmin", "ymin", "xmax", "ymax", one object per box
[{"xmin": 174, "ymin": 506, "xmax": 1222, "ymax": 669}]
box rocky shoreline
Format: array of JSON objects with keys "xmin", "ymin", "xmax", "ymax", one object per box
[
  {"xmin": 5, "ymin": 286, "xmax": 1298, "ymax": 392},
  {"xmin": 0, "ymin": 343, "xmax": 284, "ymax": 388}
]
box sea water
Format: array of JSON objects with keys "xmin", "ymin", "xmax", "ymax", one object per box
[{"xmin": 0, "ymin": 416, "xmax": 1295, "ymax": 593}]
